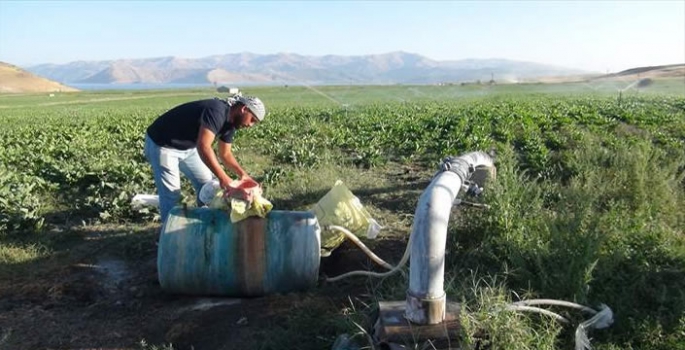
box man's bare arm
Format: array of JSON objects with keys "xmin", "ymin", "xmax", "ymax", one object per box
[
  {"xmin": 196, "ymin": 126, "xmax": 232, "ymax": 188},
  {"xmin": 218, "ymin": 140, "xmax": 249, "ymax": 180}
]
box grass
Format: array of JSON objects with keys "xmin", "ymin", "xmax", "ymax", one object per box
[
  {"xmin": 138, "ymin": 339, "xmax": 175, "ymax": 350},
  {"xmin": 448, "ymin": 134, "xmax": 685, "ymax": 349},
  {"xmin": 0, "ymin": 82, "xmax": 684, "ymax": 349},
  {"xmin": 0, "ymin": 242, "xmax": 48, "ymax": 269},
  {"xmin": 458, "ymin": 276, "xmax": 563, "ymax": 350}
]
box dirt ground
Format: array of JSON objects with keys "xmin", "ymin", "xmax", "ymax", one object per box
[
  {"xmin": 0, "ymin": 164, "xmax": 436, "ymax": 350},
  {"xmin": 0, "ymin": 222, "xmax": 412, "ymax": 350}
]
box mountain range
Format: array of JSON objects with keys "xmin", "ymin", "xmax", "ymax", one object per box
[{"xmin": 25, "ymin": 52, "xmax": 592, "ymax": 86}]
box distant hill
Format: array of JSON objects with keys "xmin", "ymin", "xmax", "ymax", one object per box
[
  {"xmin": 521, "ymin": 63, "xmax": 685, "ymax": 84},
  {"xmin": 591, "ymin": 63, "xmax": 685, "ymax": 80},
  {"xmin": 0, "ymin": 62, "xmax": 78, "ymax": 93},
  {"xmin": 25, "ymin": 52, "xmax": 589, "ymax": 86}
]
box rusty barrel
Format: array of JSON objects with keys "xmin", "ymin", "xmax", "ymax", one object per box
[{"xmin": 157, "ymin": 207, "xmax": 321, "ymax": 296}]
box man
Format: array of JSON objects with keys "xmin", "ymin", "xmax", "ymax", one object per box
[{"xmin": 144, "ymin": 94, "xmax": 266, "ymax": 225}]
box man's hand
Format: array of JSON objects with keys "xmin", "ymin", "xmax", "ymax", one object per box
[
  {"xmin": 218, "ymin": 174, "xmax": 234, "ymax": 192},
  {"xmin": 222, "ymin": 176, "xmax": 261, "ymax": 202},
  {"xmin": 223, "ymin": 183, "xmax": 252, "ymax": 202}
]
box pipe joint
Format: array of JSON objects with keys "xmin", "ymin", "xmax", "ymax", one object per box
[
  {"xmin": 437, "ymin": 156, "xmax": 473, "ymax": 181},
  {"xmin": 405, "ymin": 290, "xmax": 446, "ymax": 324}
]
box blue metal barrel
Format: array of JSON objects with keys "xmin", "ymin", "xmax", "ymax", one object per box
[{"xmin": 157, "ymin": 206, "xmax": 321, "ymax": 296}]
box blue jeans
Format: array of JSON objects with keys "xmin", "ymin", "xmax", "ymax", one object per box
[{"xmin": 144, "ymin": 133, "xmax": 215, "ymax": 225}]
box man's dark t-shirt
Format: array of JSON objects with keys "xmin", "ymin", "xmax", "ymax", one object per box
[{"xmin": 146, "ymin": 99, "xmax": 235, "ymax": 150}]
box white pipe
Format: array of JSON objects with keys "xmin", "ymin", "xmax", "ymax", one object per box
[
  {"xmin": 512, "ymin": 299, "xmax": 598, "ymax": 314},
  {"xmin": 575, "ymin": 305, "xmax": 614, "ymax": 350},
  {"xmin": 505, "ymin": 305, "xmax": 570, "ymax": 323},
  {"xmin": 327, "ymin": 225, "xmax": 394, "ymax": 271},
  {"xmin": 324, "ymin": 224, "xmax": 413, "ymax": 282},
  {"xmin": 405, "ymin": 151, "xmax": 494, "ymax": 324},
  {"xmin": 504, "ymin": 301, "xmax": 613, "ymax": 350}
]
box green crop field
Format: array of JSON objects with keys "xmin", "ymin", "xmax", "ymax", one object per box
[{"xmin": 0, "ymin": 81, "xmax": 684, "ymax": 350}]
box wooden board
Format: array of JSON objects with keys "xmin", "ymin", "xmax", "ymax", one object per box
[{"xmin": 374, "ymin": 300, "xmax": 461, "ymax": 349}]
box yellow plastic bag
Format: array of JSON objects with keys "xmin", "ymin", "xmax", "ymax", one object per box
[
  {"xmin": 311, "ymin": 180, "xmax": 382, "ymax": 256},
  {"xmin": 229, "ymin": 195, "xmax": 273, "ymax": 223},
  {"xmin": 204, "ymin": 183, "xmax": 273, "ymax": 223}
]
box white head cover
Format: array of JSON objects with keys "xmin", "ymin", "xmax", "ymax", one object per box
[{"xmin": 236, "ymin": 95, "xmax": 266, "ymax": 121}]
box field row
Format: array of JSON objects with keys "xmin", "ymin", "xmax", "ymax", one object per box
[{"xmin": 1, "ymin": 95, "xmax": 684, "ymax": 235}]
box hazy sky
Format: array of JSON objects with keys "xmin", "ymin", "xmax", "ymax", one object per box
[{"xmin": 0, "ymin": 0, "xmax": 683, "ymax": 72}]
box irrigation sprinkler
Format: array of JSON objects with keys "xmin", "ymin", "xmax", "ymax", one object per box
[
  {"xmin": 371, "ymin": 151, "xmax": 496, "ymax": 348},
  {"xmin": 326, "ymin": 150, "xmax": 613, "ymax": 349}
]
